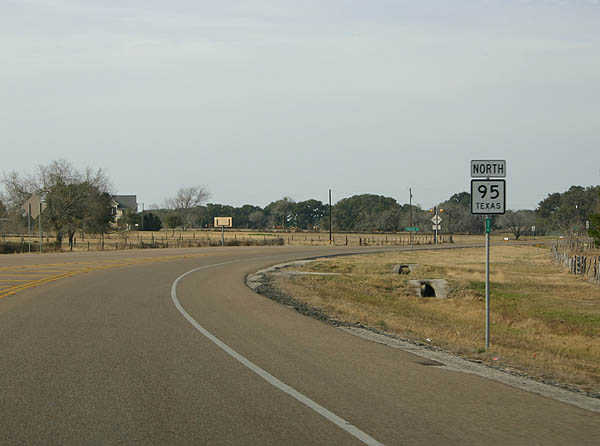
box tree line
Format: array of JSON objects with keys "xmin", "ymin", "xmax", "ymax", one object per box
[
  {"xmin": 1, "ymin": 161, "xmax": 599, "ymax": 247},
  {"xmin": 126, "ymin": 188, "xmax": 600, "ymax": 243}
]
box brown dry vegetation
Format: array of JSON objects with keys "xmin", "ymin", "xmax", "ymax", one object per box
[
  {"xmin": 1, "ymin": 229, "xmax": 554, "ymax": 253},
  {"xmin": 275, "ymin": 246, "xmax": 600, "ymax": 394}
]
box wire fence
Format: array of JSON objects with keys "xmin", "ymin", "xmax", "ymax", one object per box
[
  {"xmin": 0, "ymin": 229, "xmax": 453, "ymax": 253},
  {"xmin": 551, "ymin": 241, "xmax": 600, "ymax": 284}
]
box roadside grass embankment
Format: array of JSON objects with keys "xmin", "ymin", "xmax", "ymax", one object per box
[{"xmin": 273, "ymin": 245, "xmax": 600, "ymax": 395}]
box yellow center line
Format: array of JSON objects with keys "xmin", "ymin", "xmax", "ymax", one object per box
[
  {"xmin": 0, "ymin": 272, "xmax": 79, "ymax": 299},
  {"xmin": 0, "ymin": 279, "xmax": 34, "ymax": 282},
  {"xmin": 10, "ymin": 269, "xmax": 88, "ymax": 273},
  {"xmin": 0, "ymin": 274, "xmax": 57, "ymax": 277},
  {"xmin": 0, "ymin": 252, "xmax": 214, "ymax": 300}
]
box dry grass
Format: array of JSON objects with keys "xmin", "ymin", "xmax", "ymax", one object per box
[
  {"xmin": 1, "ymin": 228, "xmax": 555, "ymax": 253},
  {"xmin": 275, "ymin": 246, "xmax": 600, "ymax": 394}
]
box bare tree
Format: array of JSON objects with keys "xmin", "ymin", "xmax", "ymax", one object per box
[
  {"xmin": 165, "ymin": 186, "xmax": 210, "ymax": 230},
  {"xmin": 2, "ymin": 160, "xmax": 113, "ymax": 249},
  {"xmin": 2, "ymin": 170, "xmax": 37, "ymax": 210},
  {"xmin": 499, "ymin": 210, "xmax": 534, "ymax": 240}
]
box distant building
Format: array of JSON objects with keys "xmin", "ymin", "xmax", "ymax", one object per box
[{"xmin": 110, "ymin": 195, "xmax": 137, "ymax": 224}]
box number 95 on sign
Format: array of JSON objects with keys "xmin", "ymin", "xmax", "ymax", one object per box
[{"xmin": 471, "ymin": 179, "xmax": 506, "ymax": 214}]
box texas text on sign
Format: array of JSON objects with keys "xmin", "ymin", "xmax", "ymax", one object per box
[{"xmin": 471, "ymin": 179, "xmax": 506, "ymax": 214}]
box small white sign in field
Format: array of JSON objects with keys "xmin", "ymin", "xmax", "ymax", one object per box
[{"xmin": 214, "ymin": 217, "xmax": 232, "ymax": 227}]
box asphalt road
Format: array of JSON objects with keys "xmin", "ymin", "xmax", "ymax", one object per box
[{"xmin": 0, "ymin": 245, "xmax": 598, "ymax": 445}]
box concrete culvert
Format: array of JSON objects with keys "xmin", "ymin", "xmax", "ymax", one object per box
[
  {"xmin": 409, "ymin": 279, "xmax": 449, "ymax": 299},
  {"xmin": 391, "ymin": 264, "xmax": 418, "ymax": 275},
  {"xmin": 421, "ymin": 283, "xmax": 436, "ymax": 297}
]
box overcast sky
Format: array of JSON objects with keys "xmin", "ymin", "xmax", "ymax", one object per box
[{"xmin": 2, "ymin": 0, "xmax": 599, "ymax": 210}]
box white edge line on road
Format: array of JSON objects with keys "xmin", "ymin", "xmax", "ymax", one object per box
[{"xmin": 171, "ymin": 257, "xmax": 384, "ymax": 446}]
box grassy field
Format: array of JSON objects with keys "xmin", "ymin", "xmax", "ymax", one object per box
[{"xmin": 274, "ymin": 245, "xmax": 600, "ymax": 394}]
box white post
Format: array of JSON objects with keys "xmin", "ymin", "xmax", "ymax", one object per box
[{"xmin": 221, "ymin": 226, "xmax": 224, "ymax": 247}]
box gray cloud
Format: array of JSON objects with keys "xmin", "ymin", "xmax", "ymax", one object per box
[{"xmin": 1, "ymin": 0, "xmax": 599, "ymax": 209}]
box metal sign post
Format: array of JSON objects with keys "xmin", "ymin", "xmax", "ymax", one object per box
[
  {"xmin": 485, "ymin": 216, "xmax": 491, "ymax": 349},
  {"xmin": 471, "ymin": 160, "xmax": 506, "ymax": 350},
  {"xmin": 431, "ymin": 208, "xmax": 442, "ymax": 245}
]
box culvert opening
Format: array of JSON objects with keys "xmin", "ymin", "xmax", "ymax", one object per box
[
  {"xmin": 409, "ymin": 279, "xmax": 448, "ymax": 299},
  {"xmin": 420, "ymin": 283, "xmax": 436, "ymax": 297},
  {"xmin": 391, "ymin": 264, "xmax": 418, "ymax": 275}
]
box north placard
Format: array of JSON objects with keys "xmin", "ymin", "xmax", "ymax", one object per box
[
  {"xmin": 471, "ymin": 160, "xmax": 506, "ymax": 178},
  {"xmin": 471, "ymin": 179, "xmax": 506, "ymax": 214}
]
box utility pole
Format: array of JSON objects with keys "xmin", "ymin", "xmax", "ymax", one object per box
[
  {"xmin": 409, "ymin": 188, "xmax": 413, "ymax": 251},
  {"xmin": 28, "ymin": 203, "xmax": 31, "ymax": 253},
  {"xmin": 329, "ymin": 189, "xmax": 332, "ymax": 244},
  {"xmin": 39, "ymin": 202, "xmax": 43, "ymax": 253}
]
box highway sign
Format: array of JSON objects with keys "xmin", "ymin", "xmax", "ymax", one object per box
[
  {"xmin": 471, "ymin": 160, "xmax": 506, "ymax": 178},
  {"xmin": 21, "ymin": 194, "xmax": 46, "ymax": 219},
  {"xmin": 432, "ymin": 224, "xmax": 441, "ymax": 231},
  {"xmin": 214, "ymin": 217, "xmax": 232, "ymax": 227},
  {"xmin": 405, "ymin": 227, "xmax": 420, "ymax": 232},
  {"xmin": 471, "ymin": 179, "xmax": 506, "ymax": 214},
  {"xmin": 431, "ymin": 215, "xmax": 442, "ymax": 224}
]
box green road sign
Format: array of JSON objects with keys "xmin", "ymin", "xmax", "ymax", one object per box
[
  {"xmin": 405, "ymin": 227, "xmax": 420, "ymax": 232},
  {"xmin": 485, "ymin": 218, "xmax": 491, "ymax": 234}
]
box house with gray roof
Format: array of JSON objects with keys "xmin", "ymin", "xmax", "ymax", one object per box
[{"xmin": 110, "ymin": 195, "xmax": 137, "ymax": 226}]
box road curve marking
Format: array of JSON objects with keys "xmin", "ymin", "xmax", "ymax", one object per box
[
  {"xmin": 0, "ymin": 252, "xmax": 215, "ymax": 301},
  {"xmin": 171, "ymin": 258, "xmax": 384, "ymax": 446},
  {"xmin": 0, "ymin": 272, "xmax": 82, "ymax": 299}
]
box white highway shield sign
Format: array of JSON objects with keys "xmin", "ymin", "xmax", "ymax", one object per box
[{"xmin": 471, "ymin": 179, "xmax": 506, "ymax": 214}]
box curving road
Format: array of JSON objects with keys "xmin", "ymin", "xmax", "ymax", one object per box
[{"xmin": 0, "ymin": 245, "xmax": 598, "ymax": 445}]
